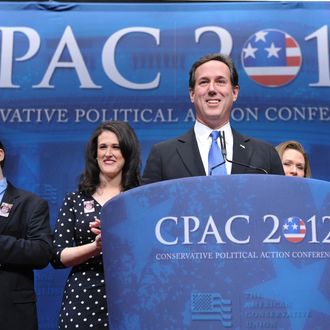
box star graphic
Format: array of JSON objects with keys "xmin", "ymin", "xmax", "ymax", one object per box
[
  {"xmin": 246, "ymin": 257, "xmax": 330, "ymax": 328},
  {"xmin": 243, "ymin": 43, "xmax": 258, "ymax": 59},
  {"xmin": 103, "ymin": 187, "xmax": 177, "ymax": 278},
  {"xmin": 101, "ymin": 176, "xmax": 228, "ymax": 281},
  {"xmin": 308, "ymin": 178, "xmax": 330, "ymax": 211},
  {"xmin": 254, "ymin": 31, "xmax": 268, "ymax": 42},
  {"xmin": 265, "ymin": 42, "xmax": 281, "ymax": 58}
]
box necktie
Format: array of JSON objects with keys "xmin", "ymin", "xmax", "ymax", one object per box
[{"xmin": 208, "ymin": 131, "xmax": 226, "ymax": 175}]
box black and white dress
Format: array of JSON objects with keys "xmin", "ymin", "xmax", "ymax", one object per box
[{"xmin": 52, "ymin": 192, "xmax": 108, "ymax": 329}]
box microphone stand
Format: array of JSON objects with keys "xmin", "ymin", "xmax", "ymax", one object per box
[{"xmin": 219, "ymin": 131, "xmax": 268, "ymax": 175}]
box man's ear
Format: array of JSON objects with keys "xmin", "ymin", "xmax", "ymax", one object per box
[
  {"xmin": 189, "ymin": 88, "xmax": 195, "ymax": 103},
  {"xmin": 0, "ymin": 149, "xmax": 4, "ymax": 177},
  {"xmin": 0, "ymin": 148, "xmax": 5, "ymax": 165},
  {"xmin": 232, "ymin": 85, "xmax": 239, "ymax": 102}
]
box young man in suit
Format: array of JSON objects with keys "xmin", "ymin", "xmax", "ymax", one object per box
[
  {"xmin": 142, "ymin": 53, "xmax": 284, "ymax": 183},
  {"xmin": 0, "ymin": 141, "xmax": 53, "ymax": 330}
]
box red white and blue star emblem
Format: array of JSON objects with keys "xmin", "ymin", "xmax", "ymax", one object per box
[
  {"xmin": 282, "ymin": 216, "xmax": 306, "ymax": 243},
  {"xmin": 241, "ymin": 29, "xmax": 302, "ymax": 87}
]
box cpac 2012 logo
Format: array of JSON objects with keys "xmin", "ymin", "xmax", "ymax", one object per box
[
  {"xmin": 0, "ymin": 25, "xmax": 329, "ymax": 90},
  {"xmin": 155, "ymin": 215, "xmax": 330, "ymax": 245}
]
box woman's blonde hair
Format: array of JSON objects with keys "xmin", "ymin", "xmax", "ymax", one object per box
[{"xmin": 276, "ymin": 140, "xmax": 311, "ymax": 178}]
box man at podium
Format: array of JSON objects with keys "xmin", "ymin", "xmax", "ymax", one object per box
[{"xmin": 143, "ymin": 53, "xmax": 284, "ymax": 184}]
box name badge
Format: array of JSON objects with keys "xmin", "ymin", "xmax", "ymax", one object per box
[
  {"xmin": 0, "ymin": 202, "xmax": 13, "ymax": 217},
  {"xmin": 84, "ymin": 200, "xmax": 95, "ymax": 213}
]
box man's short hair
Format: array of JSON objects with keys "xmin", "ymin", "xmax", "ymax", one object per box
[{"xmin": 189, "ymin": 53, "xmax": 239, "ymax": 90}]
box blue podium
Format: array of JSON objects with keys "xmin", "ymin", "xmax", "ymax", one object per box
[{"xmin": 101, "ymin": 175, "xmax": 330, "ymax": 329}]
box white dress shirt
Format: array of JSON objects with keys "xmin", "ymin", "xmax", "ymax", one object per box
[
  {"xmin": 194, "ymin": 121, "xmax": 233, "ymax": 175},
  {"xmin": 0, "ymin": 177, "xmax": 8, "ymax": 203}
]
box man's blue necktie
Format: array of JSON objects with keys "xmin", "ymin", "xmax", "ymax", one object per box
[{"xmin": 208, "ymin": 131, "xmax": 226, "ymax": 175}]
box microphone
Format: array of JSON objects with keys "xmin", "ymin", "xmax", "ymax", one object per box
[
  {"xmin": 210, "ymin": 159, "xmax": 226, "ymax": 175},
  {"xmin": 219, "ymin": 131, "xmax": 268, "ymax": 174}
]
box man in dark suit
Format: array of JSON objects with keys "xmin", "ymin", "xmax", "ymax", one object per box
[
  {"xmin": 0, "ymin": 141, "xmax": 53, "ymax": 330},
  {"xmin": 143, "ymin": 53, "xmax": 284, "ymax": 183}
]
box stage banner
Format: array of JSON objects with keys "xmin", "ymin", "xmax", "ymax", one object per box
[
  {"xmin": 102, "ymin": 175, "xmax": 330, "ymax": 329},
  {"xmin": 0, "ymin": 2, "xmax": 329, "ymax": 328}
]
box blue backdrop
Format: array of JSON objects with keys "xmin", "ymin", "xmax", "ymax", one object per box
[{"xmin": 0, "ymin": 1, "xmax": 329, "ymax": 329}]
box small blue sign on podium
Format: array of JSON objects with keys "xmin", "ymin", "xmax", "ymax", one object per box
[{"xmin": 101, "ymin": 175, "xmax": 330, "ymax": 329}]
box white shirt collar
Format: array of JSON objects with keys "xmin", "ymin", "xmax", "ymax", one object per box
[
  {"xmin": 194, "ymin": 121, "xmax": 233, "ymax": 174},
  {"xmin": 194, "ymin": 120, "xmax": 232, "ymax": 142}
]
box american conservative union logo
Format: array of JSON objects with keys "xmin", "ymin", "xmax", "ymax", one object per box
[
  {"xmin": 241, "ymin": 29, "xmax": 302, "ymax": 87},
  {"xmin": 191, "ymin": 292, "xmax": 232, "ymax": 327}
]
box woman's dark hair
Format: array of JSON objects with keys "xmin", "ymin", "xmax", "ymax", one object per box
[
  {"xmin": 189, "ymin": 53, "xmax": 239, "ymax": 90},
  {"xmin": 78, "ymin": 121, "xmax": 141, "ymax": 195}
]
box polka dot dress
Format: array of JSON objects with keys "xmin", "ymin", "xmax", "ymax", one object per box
[{"xmin": 52, "ymin": 192, "xmax": 109, "ymax": 329}]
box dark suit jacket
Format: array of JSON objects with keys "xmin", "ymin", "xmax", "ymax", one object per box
[
  {"xmin": 0, "ymin": 182, "xmax": 53, "ymax": 330},
  {"xmin": 142, "ymin": 128, "xmax": 284, "ymax": 184}
]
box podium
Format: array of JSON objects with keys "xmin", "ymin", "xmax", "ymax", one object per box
[{"xmin": 101, "ymin": 175, "xmax": 330, "ymax": 329}]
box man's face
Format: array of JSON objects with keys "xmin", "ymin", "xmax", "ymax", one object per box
[{"xmin": 189, "ymin": 60, "xmax": 239, "ymax": 129}]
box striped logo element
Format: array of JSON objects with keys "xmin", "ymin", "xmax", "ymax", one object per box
[
  {"xmin": 282, "ymin": 216, "xmax": 306, "ymax": 243},
  {"xmin": 241, "ymin": 29, "xmax": 302, "ymax": 87},
  {"xmin": 191, "ymin": 292, "xmax": 232, "ymax": 327}
]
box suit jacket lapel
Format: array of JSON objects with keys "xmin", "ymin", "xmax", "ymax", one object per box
[
  {"xmin": 231, "ymin": 129, "xmax": 252, "ymax": 174},
  {"xmin": 176, "ymin": 128, "xmax": 206, "ymax": 176},
  {"xmin": 0, "ymin": 182, "xmax": 19, "ymax": 234}
]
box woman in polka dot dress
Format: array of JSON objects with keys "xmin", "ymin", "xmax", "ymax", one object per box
[{"xmin": 52, "ymin": 121, "xmax": 141, "ymax": 329}]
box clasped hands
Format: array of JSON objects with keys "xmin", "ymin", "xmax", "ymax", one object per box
[{"xmin": 89, "ymin": 218, "xmax": 102, "ymax": 250}]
